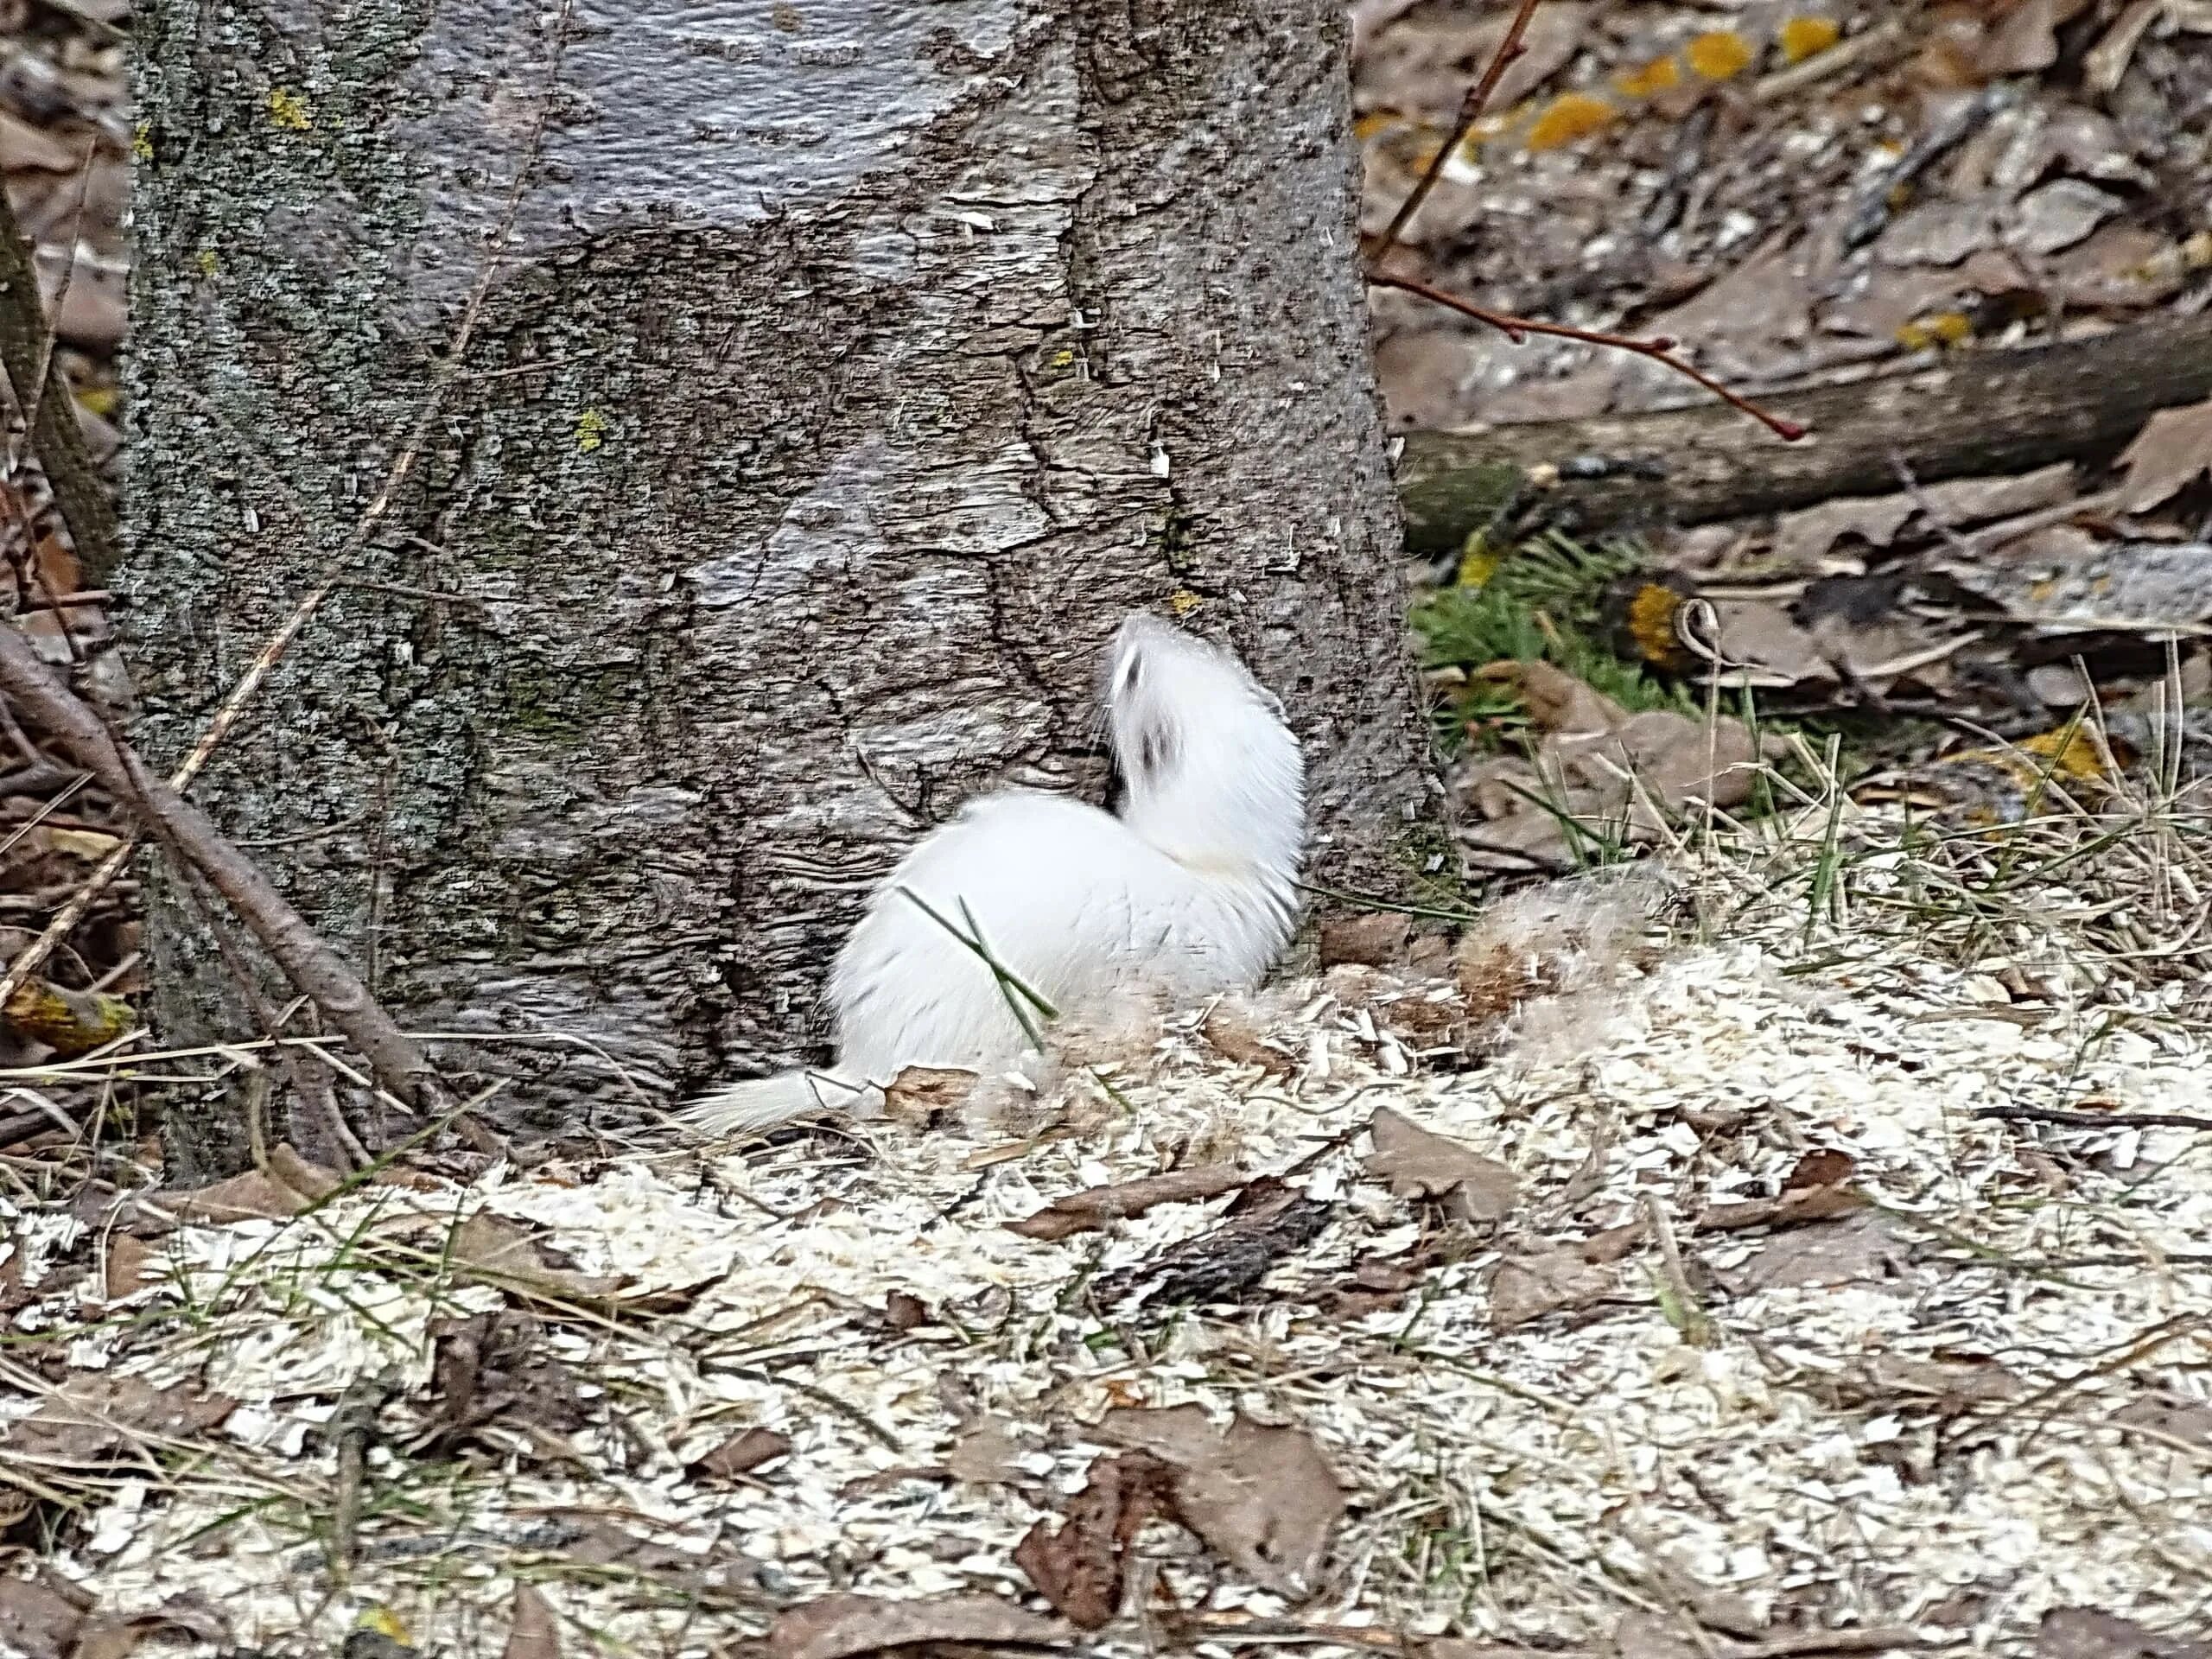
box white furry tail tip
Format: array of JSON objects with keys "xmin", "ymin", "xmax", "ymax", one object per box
[{"xmin": 684, "ymin": 1069, "xmax": 878, "ymax": 1135}]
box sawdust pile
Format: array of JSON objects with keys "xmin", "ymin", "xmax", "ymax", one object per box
[{"xmin": 3, "ymin": 817, "xmax": 2210, "ymax": 1659}]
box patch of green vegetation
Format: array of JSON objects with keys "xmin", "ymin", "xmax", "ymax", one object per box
[{"xmin": 1410, "ymin": 530, "xmax": 1694, "ymax": 753}]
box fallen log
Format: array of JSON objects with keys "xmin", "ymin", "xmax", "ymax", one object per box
[{"xmin": 1396, "ymin": 310, "xmax": 2212, "ymax": 556}]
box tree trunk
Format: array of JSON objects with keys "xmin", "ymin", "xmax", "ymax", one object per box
[{"xmin": 124, "ymin": 0, "xmax": 1433, "ymax": 1174}]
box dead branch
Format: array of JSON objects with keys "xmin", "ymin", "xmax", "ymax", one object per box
[
  {"xmin": 0, "ymin": 622, "xmax": 440, "ymax": 1107},
  {"xmin": 0, "ymin": 175, "xmax": 120, "ymax": 584},
  {"xmin": 1365, "ymin": 0, "xmax": 1542, "ymax": 264},
  {"xmin": 1359, "ymin": 0, "xmax": 1803, "ymax": 438},
  {"xmin": 1395, "ymin": 309, "xmax": 2212, "ymax": 556}
]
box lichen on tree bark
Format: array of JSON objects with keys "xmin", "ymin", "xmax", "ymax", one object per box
[{"xmin": 124, "ymin": 0, "xmax": 1433, "ymax": 1173}]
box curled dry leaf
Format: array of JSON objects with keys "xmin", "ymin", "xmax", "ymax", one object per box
[
  {"xmin": 766, "ymin": 1595, "xmax": 1074, "ymax": 1659},
  {"xmin": 1005, "ymin": 1164, "xmax": 1244, "ymax": 1243},
  {"xmin": 1012, "ymin": 1450, "xmax": 1175, "ymax": 1628},
  {"xmin": 690, "ymin": 1426, "xmax": 793, "ymax": 1483},
  {"xmin": 500, "ymin": 1586, "xmax": 560, "ymax": 1659},
  {"xmin": 1101, "ymin": 1405, "xmax": 1344, "ymax": 1595},
  {"xmin": 1365, "ymin": 1106, "xmax": 1517, "ymax": 1224}
]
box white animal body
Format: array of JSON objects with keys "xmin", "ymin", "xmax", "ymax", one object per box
[{"xmin": 689, "ymin": 612, "xmax": 1306, "ymax": 1133}]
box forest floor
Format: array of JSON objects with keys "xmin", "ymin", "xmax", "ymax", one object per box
[{"xmin": 6, "ymin": 785, "xmax": 2212, "ymax": 1659}]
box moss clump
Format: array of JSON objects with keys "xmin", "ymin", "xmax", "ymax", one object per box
[{"xmin": 1412, "ymin": 531, "xmax": 1694, "ymax": 753}]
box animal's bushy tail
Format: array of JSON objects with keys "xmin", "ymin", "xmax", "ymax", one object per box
[{"xmin": 684, "ymin": 1068, "xmax": 874, "ymax": 1135}]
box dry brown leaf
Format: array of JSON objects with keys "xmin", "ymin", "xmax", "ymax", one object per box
[
  {"xmin": 168, "ymin": 1161, "xmax": 330, "ymax": 1224},
  {"xmin": 1, "ymin": 1374, "xmax": 236, "ymax": 1465},
  {"xmin": 500, "ymin": 1586, "xmax": 560, "ymax": 1659},
  {"xmin": 1979, "ymin": 0, "xmax": 2060, "ymax": 73},
  {"xmin": 1365, "ymin": 1107, "xmax": 1516, "ymax": 1224},
  {"xmin": 1488, "ymin": 1243, "xmax": 1617, "ymax": 1329},
  {"xmin": 766, "ymin": 1595, "xmax": 1074, "ymax": 1659},
  {"xmin": 0, "ymin": 1573, "xmax": 90, "ymax": 1659},
  {"xmin": 1202, "ymin": 1004, "xmax": 1294, "ymax": 1077},
  {"xmin": 0, "ymin": 111, "xmax": 79, "ymax": 172},
  {"xmin": 450, "ymin": 1213, "xmax": 626, "ymax": 1305},
  {"xmin": 1721, "ymin": 1211, "xmax": 1911, "ymax": 1292},
  {"xmin": 2115, "ymin": 399, "xmax": 2212, "ymax": 513},
  {"xmin": 880, "ymin": 1065, "xmax": 976, "ymax": 1125},
  {"xmin": 946, "ymin": 1418, "xmax": 1033, "ymax": 1485},
  {"xmin": 102, "ymin": 1235, "xmax": 153, "ymax": 1301},
  {"xmin": 1699, "ymin": 1147, "xmax": 1868, "ymax": 1230},
  {"xmin": 1101, "ymin": 1406, "xmax": 1344, "ymax": 1594},
  {"xmin": 1012, "ymin": 1451, "xmax": 1174, "ymax": 1629},
  {"xmin": 2037, "ymin": 1608, "xmax": 2211, "ymax": 1659},
  {"xmin": 1318, "ymin": 911, "xmax": 1412, "ymax": 968},
  {"xmin": 2112, "ymin": 1395, "xmax": 2212, "ymax": 1446},
  {"xmin": 1006, "ymin": 1165, "xmax": 1244, "ymax": 1243},
  {"xmin": 691, "ymin": 1427, "xmax": 793, "ymax": 1483}
]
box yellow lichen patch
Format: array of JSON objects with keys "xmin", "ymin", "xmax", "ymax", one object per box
[
  {"xmin": 1616, "ymin": 55, "xmax": 1681, "ymax": 99},
  {"xmin": 1526, "ymin": 92, "xmax": 1618, "ymax": 151},
  {"xmin": 1620, "ymin": 582, "xmax": 1690, "ymax": 671},
  {"xmin": 575, "ymin": 409, "xmax": 610, "ymax": 453},
  {"xmin": 1779, "ymin": 16, "xmax": 1841, "ymax": 61},
  {"xmin": 195, "ymin": 249, "xmax": 219, "ymax": 277},
  {"xmin": 2016, "ymin": 725, "xmax": 2107, "ymax": 782},
  {"xmin": 3, "ymin": 975, "xmax": 134, "ymax": 1060},
  {"xmin": 1168, "ymin": 588, "xmax": 1203, "ymax": 619},
  {"xmin": 1896, "ymin": 310, "xmax": 1973, "ymax": 351},
  {"xmin": 355, "ymin": 1610, "xmax": 412, "ymax": 1647},
  {"xmin": 75, "ymin": 387, "xmax": 117, "ymax": 418},
  {"xmin": 266, "ymin": 87, "xmax": 313, "ymax": 131},
  {"xmin": 1456, "ymin": 538, "xmax": 1502, "ymax": 589},
  {"xmin": 130, "ymin": 122, "xmax": 152, "ymax": 161},
  {"xmin": 1685, "ymin": 30, "xmax": 1755, "ymax": 80}
]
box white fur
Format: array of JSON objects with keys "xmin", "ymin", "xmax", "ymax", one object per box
[{"xmin": 690, "ymin": 613, "xmax": 1305, "ymax": 1134}]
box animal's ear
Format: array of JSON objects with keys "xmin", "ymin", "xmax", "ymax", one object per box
[{"xmin": 1114, "ymin": 642, "xmax": 1144, "ymax": 701}]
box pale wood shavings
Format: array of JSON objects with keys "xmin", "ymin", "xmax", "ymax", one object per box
[{"xmin": 6, "ymin": 817, "xmax": 2211, "ymax": 1659}]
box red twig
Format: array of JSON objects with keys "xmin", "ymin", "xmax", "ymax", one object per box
[
  {"xmin": 1369, "ymin": 0, "xmax": 1543, "ymax": 265},
  {"xmin": 1369, "ymin": 270, "xmax": 1807, "ymax": 442}
]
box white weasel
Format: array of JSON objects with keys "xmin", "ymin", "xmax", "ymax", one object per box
[{"xmin": 688, "ymin": 612, "xmax": 1306, "ymax": 1134}]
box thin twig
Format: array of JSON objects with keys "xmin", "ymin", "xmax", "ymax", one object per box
[
  {"xmin": 1974, "ymin": 1103, "xmax": 2212, "ymax": 1134},
  {"xmin": 1367, "ymin": 0, "xmax": 1543, "ymax": 264},
  {"xmin": 1370, "ymin": 270, "xmax": 1807, "ymax": 441}
]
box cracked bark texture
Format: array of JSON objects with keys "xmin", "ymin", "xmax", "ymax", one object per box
[{"xmin": 124, "ymin": 0, "xmax": 1433, "ymax": 1174}]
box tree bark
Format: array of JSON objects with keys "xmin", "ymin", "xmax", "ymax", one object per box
[
  {"xmin": 124, "ymin": 0, "xmax": 1433, "ymax": 1172},
  {"xmin": 1397, "ymin": 310, "xmax": 2212, "ymax": 556}
]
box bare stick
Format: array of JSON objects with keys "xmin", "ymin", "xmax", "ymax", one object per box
[
  {"xmin": 0, "ymin": 623, "xmax": 438, "ymax": 1106},
  {"xmin": 1367, "ymin": 0, "xmax": 1543, "ymax": 264},
  {"xmin": 1370, "ymin": 270, "xmax": 1807, "ymax": 441},
  {"xmin": 1975, "ymin": 1104, "xmax": 2212, "ymax": 1135},
  {"xmin": 0, "ymin": 163, "xmax": 120, "ymax": 582}
]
